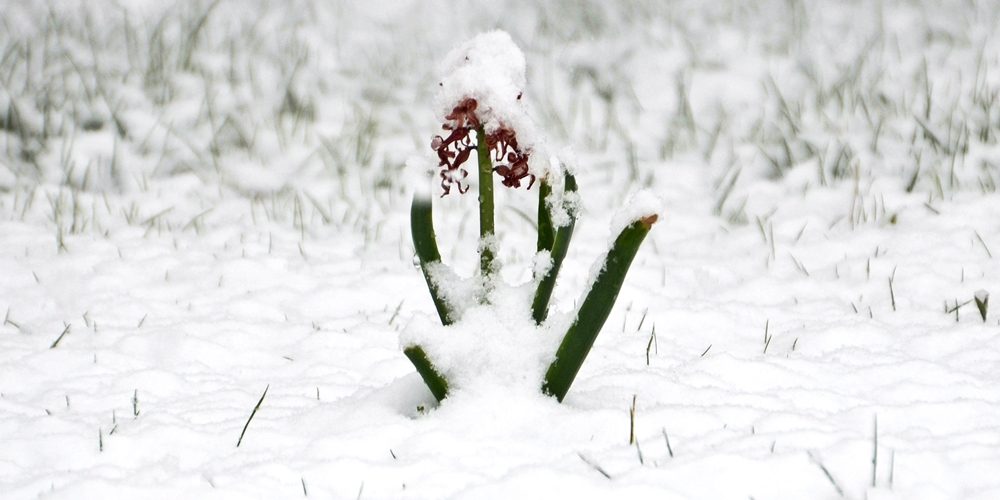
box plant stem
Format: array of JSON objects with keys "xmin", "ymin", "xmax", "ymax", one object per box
[
  {"xmin": 476, "ymin": 126, "xmax": 494, "ymax": 278},
  {"xmin": 542, "ymin": 214, "xmax": 657, "ymax": 402}
]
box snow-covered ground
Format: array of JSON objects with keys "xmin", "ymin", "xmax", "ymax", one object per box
[{"xmin": 2, "ymin": 1, "xmax": 999, "ymax": 498}]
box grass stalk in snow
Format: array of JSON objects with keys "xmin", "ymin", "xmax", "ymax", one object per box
[
  {"xmin": 872, "ymin": 414, "xmax": 878, "ymax": 488},
  {"xmin": 808, "ymin": 451, "xmax": 846, "ymax": 498},
  {"xmin": 974, "ymin": 290, "xmax": 989, "ymax": 322},
  {"xmin": 50, "ymin": 323, "xmax": 71, "ymax": 349},
  {"xmin": 3, "ymin": 308, "xmax": 22, "ymax": 331},
  {"xmin": 628, "ymin": 395, "xmax": 637, "ymax": 445},
  {"xmin": 974, "ymin": 231, "xmax": 993, "ymax": 258},
  {"xmin": 762, "ymin": 320, "xmax": 773, "ymax": 355},
  {"xmin": 236, "ymin": 384, "xmax": 269, "ymax": 448},
  {"xmin": 662, "ymin": 428, "xmax": 674, "ymax": 458},
  {"xmin": 577, "ymin": 452, "xmax": 612, "ymax": 479},
  {"xmin": 645, "ymin": 325, "xmax": 657, "ymax": 366},
  {"xmin": 888, "ymin": 267, "xmax": 897, "ymax": 311}
]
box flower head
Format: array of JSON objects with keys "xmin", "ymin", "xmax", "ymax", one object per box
[
  {"xmin": 431, "ymin": 31, "xmax": 537, "ymax": 196},
  {"xmin": 431, "ymin": 98, "xmax": 478, "ymax": 195},
  {"xmin": 431, "ymin": 99, "xmax": 534, "ymax": 195}
]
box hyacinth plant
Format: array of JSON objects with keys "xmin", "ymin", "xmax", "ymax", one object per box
[{"xmin": 403, "ymin": 31, "xmax": 658, "ymax": 403}]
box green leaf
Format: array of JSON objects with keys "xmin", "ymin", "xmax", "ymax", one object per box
[
  {"xmin": 531, "ymin": 173, "xmax": 577, "ymax": 324},
  {"xmin": 404, "ymin": 345, "xmax": 449, "ymax": 402},
  {"xmin": 536, "ymin": 179, "xmax": 554, "ymax": 253},
  {"xmin": 408, "ymin": 195, "xmax": 454, "ymax": 401},
  {"xmin": 542, "ymin": 214, "xmax": 657, "ymax": 402},
  {"xmin": 411, "ymin": 195, "xmax": 456, "ymax": 325}
]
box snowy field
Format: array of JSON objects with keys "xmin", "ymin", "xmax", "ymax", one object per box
[{"xmin": 2, "ymin": 0, "xmax": 1000, "ymax": 498}]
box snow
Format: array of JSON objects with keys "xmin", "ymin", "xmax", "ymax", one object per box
[
  {"xmin": 434, "ymin": 30, "xmax": 547, "ymax": 179},
  {"xmin": 2, "ymin": 1, "xmax": 1000, "ymax": 499},
  {"xmin": 611, "ymin": 190, "xmax": 663, "ymax": 234},
  {"xmin": 424, "ymin": 261, "xmax": 478, "ymax": 318},
  {"xmin": 542, "ymin": 153, "xmax": 581, "ymax": 228},
  {"xmin": 435, "ymin": 31, "xmax": 529, "ymax": 139},
  {"xmin": 531, "ymin": 250, "xmax": 553, "ymax": 282},
  {"xmin": 401, "ymin": 282, "xmax": 561, "ymax": 395}
]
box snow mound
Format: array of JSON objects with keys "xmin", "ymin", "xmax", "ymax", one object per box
[
  {"xmin": 401, "ymin": 283, "xmax": 562, "ymax": 395},
  {"xmin": 434, "ymin": 31, "xmax": 538, "ymax": 151}
]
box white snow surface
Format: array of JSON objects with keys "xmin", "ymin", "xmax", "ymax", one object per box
[{"xmin": 2, "ymin": 1, "xmax": 1000, "ymax": 499}]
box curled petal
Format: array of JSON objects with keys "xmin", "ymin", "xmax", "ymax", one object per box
[{"xmin": 431, "ymin": 96, "xmax": 533, "ymax": 195}]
